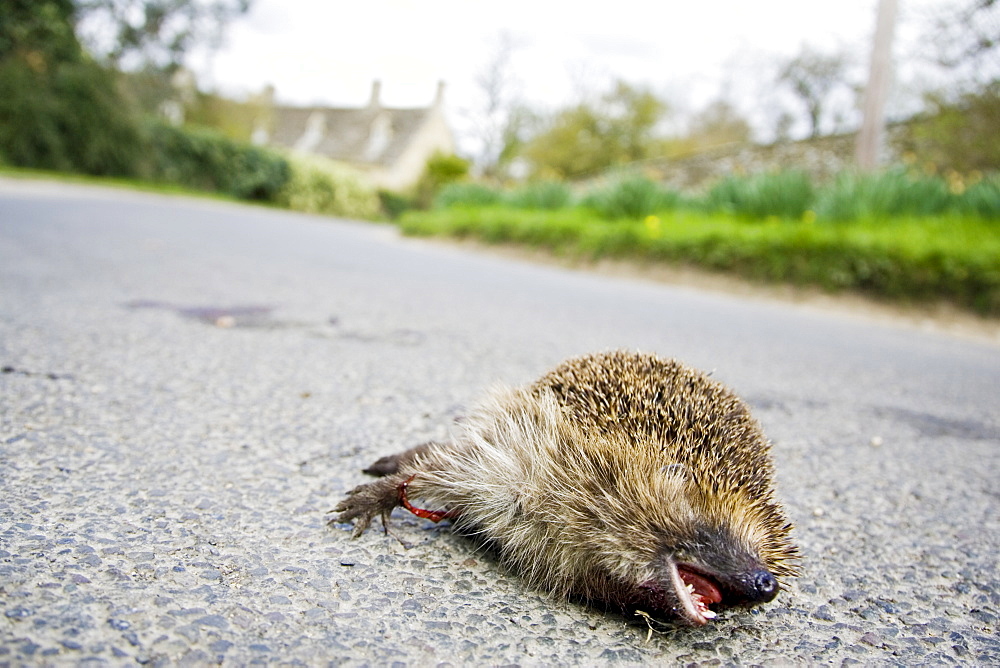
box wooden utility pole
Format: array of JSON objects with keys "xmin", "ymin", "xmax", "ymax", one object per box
[{"xmin": 856, "ymin": 0, "xmax": 899, "ymax": 169}]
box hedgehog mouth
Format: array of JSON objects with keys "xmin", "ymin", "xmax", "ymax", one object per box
[{"xmin": 670, "ymin": 563, "xmax": 723, "ymax": 626}]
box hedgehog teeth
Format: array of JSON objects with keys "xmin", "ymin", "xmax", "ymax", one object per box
[{"xmin": 671, "ymin": 563, "xmax": 721, "ymax": 626}]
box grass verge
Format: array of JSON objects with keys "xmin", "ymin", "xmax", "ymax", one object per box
[
  {"xmin": 400, "ymin": 206, "xmax": 1000, "ymax": 316},
  {"xmin": 0, "ymin": 165, "xmax": 242, "ymax": 200}
]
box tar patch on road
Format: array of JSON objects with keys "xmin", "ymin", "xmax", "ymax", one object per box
[
  {"xmin": 124, "ymin": 300, "xmax": 278, "ymax": 329},
  {"xmin": 122, "ymin": 300, "xmax": 425, "ymax": 346},
  {"xmin": 872, "ymin": 405, "xmax": 998, "ymax": 441}
]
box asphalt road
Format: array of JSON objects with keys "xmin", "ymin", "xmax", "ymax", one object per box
[{"xmin": 1, "ymin": 178, "xmax": 998, "ymax": 666}]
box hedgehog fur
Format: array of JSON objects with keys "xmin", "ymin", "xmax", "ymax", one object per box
[{"xmin": 332, "ymin": 350, "xmax": 799, "ymax": 625}]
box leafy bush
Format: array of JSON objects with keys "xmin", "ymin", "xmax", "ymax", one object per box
[
  {"xmin": 434, "ymin": 182, "xmax": 503, "ymax": 208},
  {"xmin": 415, "ymin": 152, "xmax": 470, "ymax": 208},
  {"xmin": 582, "ymin": 175, "xmax": 680, "ymax": 219},
  {"xmin": 705, "ymin": 170, "xmax": 814, "ymax": 220},
  {"xmin": 505, "ymin": 180, "xmax": 573, "ymax": 209},
  {"xmin": 0, "ymin": 0, "xmax": 147, "ymax": 176},
  {"xmin": 0, "ymin": 58, "xmax": 144, "ymax": 176},
  {"xmin": 277, "ymin": 153, "xmax": 379, "ymax": 219},
  {"xmin": 144, "ymin": 121, "xmax": 290, "ymax": 200},
  {"xmin": 378, "ymin": 189, "xmax": 414, "ymax": 219}
]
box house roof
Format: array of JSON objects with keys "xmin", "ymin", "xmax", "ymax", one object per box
[{"xmin": 267, "ymin": 104, "xmax": 437, "ymax": 168}]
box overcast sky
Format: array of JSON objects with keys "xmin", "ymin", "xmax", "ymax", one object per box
[{"xmin": 194, "ymin": 0, "xmax": 953, "ymax": 146}]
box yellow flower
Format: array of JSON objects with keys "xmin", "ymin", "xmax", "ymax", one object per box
[
  {"xmin": 644, "ymin": 215, "xmax": 662, "ymax": 236},
  {"xmin": 946, "ymin": 170, "xmax": 965, "ymax": 195}
]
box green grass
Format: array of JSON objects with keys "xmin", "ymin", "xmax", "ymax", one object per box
[
  {"xmin": 0, "ymin": 164, "xmax": 244, "ymax": 200},
  {"xmin": 433, "ymin": 169, "xmax": 1000, "ymax": 223},
  {"xmin": 505, "ymin": 180, "xmax": 574, "ymax": 210},
  {"xmin": 400, "ymin": 206, "xmax": 1000, "ymax": 315},
  {"xmin": 815, "ymin": 170, "xmax": 952, "ymax": 221},
  {"xmin": 705, "ymin": 170, "xmax": 814, "ymax": 220},
  {"xmin": 434, "ymin": 182, "xmax": 504, "ymax": 208},
  {"xmin": 408, "ymin": 169, "xmax": 1000, "ymax": 315},
  {"xmin": 582, "ymin": 175, "xmax": 682, "ymax": 219}
]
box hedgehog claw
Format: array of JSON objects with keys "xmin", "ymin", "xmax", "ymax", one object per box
[{"xmin": 329, "ymin": 476, "xmax": 404, "ymax": 537}]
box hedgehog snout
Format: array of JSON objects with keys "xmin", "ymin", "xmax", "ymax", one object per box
[
  {"xmin": 667, "ymin": 533, "xmax": 782, "ymax": 608},
  {"xmin": 743, "ymin": 568, "xmax": 779, "ymax": 603},
  {"xmin": 752, "ymin": 569, "xmax": 779, "ymax": 602},
  {"xmin": 712, "ymin": 565, "xmax": 780, "ymax": 606}
]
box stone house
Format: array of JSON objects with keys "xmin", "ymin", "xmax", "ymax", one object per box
[{"xmin": 251, "ymin": 81, "xmax": 456, "ymax": 191}]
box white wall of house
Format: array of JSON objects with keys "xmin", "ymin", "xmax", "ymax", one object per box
[{"xmin": 373, "ymin": 104, "xmax": 456, "ymax": 191}]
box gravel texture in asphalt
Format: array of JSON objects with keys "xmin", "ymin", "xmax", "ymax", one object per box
[{"xmin": 1, "ymin": 179, "xmax": 998, "ymax": 665}]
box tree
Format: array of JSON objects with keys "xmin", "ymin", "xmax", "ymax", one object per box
[
  {"xmin": 521, "ymin": 104, "xmax": 606, "ymax": 179},
  {"xmin": 0, "ymin": 0, "xmax": 144, "ymax": 175},
  {"xmin": 903, "ymin": 0, "xmax": 999, "ymax": 171},
  {"xmin": 74, "ymin": 0, "xmax": 251, "ymax": 70},
  {"xmin": 685, "ymin": 100, "xmax": 752, "ymax": 150},
  {"xmin": 0, "ymin": 0, "xmax": 80, "ymax": 63},
  {"xmin": 777, "ymin": 47, "xmax": 852, "ymax": 139},
  {"xmin": 494, "ymin": 102, "xmax": 541, "ymax": 178},
  {"xmin": 902, "ymin": 83, "xmax": 1000, "ymax": 172},
  {"xmin": 929, "ymin": 0, "xmax": 999, "ymax": 75},
  {"xmin": 522, "ymin": 80, "xmax": 667, "ymax": 179},
  {"xmin": 464, "ymin": 32, "xmax": 528, "ymax": 181}
]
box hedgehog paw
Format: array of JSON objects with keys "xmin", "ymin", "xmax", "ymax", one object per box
[{"xmin": 330, "ymin": 475, "xmax": 404, "ymax": 537}]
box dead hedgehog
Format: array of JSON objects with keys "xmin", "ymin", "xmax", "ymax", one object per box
[{"xmin": 332, "ymin": 350, "xmax": 799, "ymax": 626}]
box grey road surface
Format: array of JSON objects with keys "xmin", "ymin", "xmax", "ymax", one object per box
[{"xmin": 2, "ymin": 179, "xmax": 998, "ymax": 666}]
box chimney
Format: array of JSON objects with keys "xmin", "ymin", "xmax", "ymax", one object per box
[
  {"xmin": 434, "ymin": 80, "xmax": 446, "ymax": 108},
  {"xmin": 368, "ymin": 80, "xmax": 382, "ymax": 109},
  {"xmin": 257, "ymin": 84, "xmax": 275, "ymax": 108}
]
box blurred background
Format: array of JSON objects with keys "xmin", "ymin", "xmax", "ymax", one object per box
[
  {"xmin": 187, "ymin": 0, "xmax": 999, "ymax": 174},
  {"xmin": 2, "ymin": 0, "xmax": 998, "ymax": 314}
]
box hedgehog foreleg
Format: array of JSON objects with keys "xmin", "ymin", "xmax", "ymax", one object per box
[
  {"xmin": 361, "ymin": 442, "xmax": 437, "ymax": 476},
  {"xmin": 333, "ymin": 442, "xmax": 462, "ymax": 537}
]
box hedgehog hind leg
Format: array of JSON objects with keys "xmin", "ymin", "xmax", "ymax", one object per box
[
  {"xmin": 330, "ymin": 474, "xmax": 406, "ymax": 537},
  {"xmin": 362, "ymin": 442, "xmax": 437, "ymax": 476}
]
